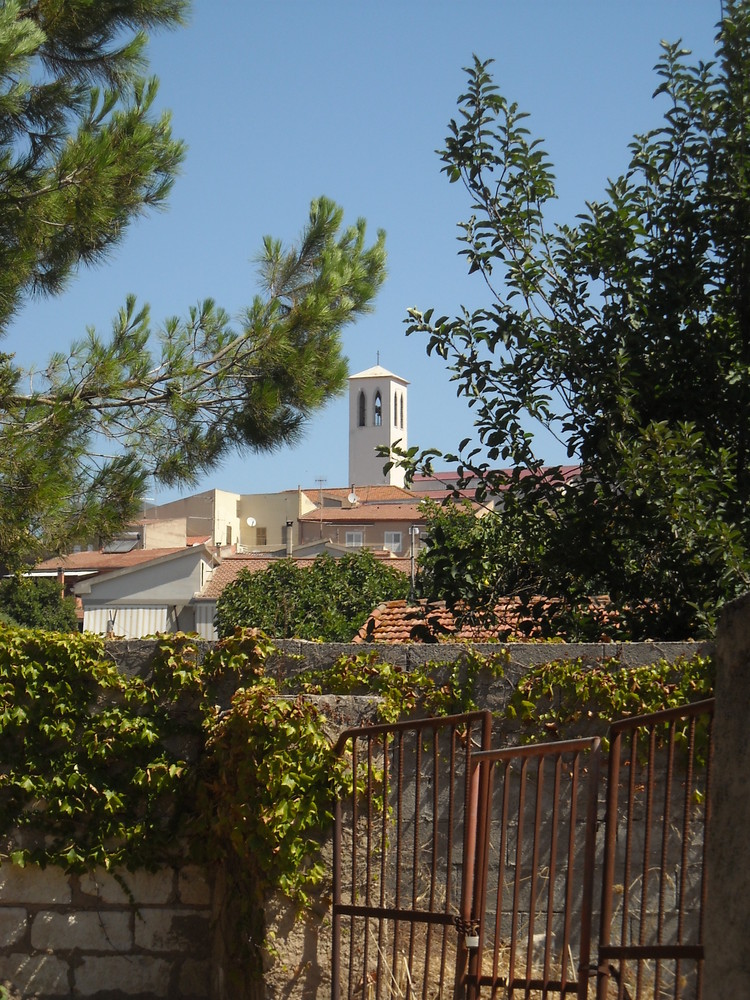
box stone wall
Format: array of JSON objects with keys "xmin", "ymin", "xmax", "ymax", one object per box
[
  {"xmin": 0, "ymin": 638, "xmax": 710, "ymax": 1000},
  {"xmin": 0, "ymin": 864, "xmax": 212, "ymax": 999},
  {"xmin": 704, "ymin": 593, "xmax": 750, "ymax": 999}
]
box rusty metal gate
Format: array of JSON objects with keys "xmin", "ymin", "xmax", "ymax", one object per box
[
  {"xmin": 596, "ymin": 699, "xmax": 714, "ymax": 1000},
  {"xmin": 332, "ymin": 699, "xmax": 714, "ymax": 1000},
  {"xmin": 331, "ymin": 711, "xmax": 493, "ymax": 1000}
]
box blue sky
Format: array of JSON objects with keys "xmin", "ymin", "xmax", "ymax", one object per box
[{"xmin": 9, "ymin": 1, "xmax": 722, "ymax": 500}]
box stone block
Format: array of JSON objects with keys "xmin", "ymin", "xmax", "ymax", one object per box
[
  {"xmin": 135, "ymin": 909, "xmax": 210, "ymax": 955},
  {"xmin": 0, "ymin": 863, "xmax": 71, "ymax": 905},
  {"xmin": 178, "ymin": 957, "xmax": 211, "ymax": 997},
  {"xmin": 31, "ymin": 910, "xmax": 131, "ymax": 952},
  {"xmin": 0, "ymin": 908, "xmax": 27, "ymax": 947},
  {"xmin": 79, "ymin": 866, "xmax": 176, "ymax": 906},
  {"xmin": 127, "ymin": 868, "xmax": 175, "ymax": 905},
  {"xmin": 78, "ymin": 868, "xmax": 131, "ymax": 905},
  {"xmin": 177, "ymin": 866, "xmax": 211, "ymax": 906},
  {"xmin": 0, "ymin": 954, "xmax": 69, "ymax": 995},
  {"xmin": 74, "ymin": 955, "xmax": 172, "ymax": 996}
]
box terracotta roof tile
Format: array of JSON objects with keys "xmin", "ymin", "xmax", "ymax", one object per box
[
  {"xmin": 34, "ymin": 548, "xmax": 190, "ymax": 573},
  {"xmin": 298, "ymin": 502, "xmax": 425, "ymax": 523},
  {"xmin": 354, "ymin": 596, "xmax": 617, "ymax": 644},
  {"xmin": 305, "ymin": 485, "xmax": 415, "ymax": 503}
]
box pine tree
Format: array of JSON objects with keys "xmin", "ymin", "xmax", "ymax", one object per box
[{"xmin": 0, "ymin": 3, "xmax": 386, "ymax": 567}]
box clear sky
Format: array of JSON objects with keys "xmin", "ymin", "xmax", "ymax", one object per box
[{"xmin": 9, "ymin": 1, "xmax": 722, "ymax": 501}]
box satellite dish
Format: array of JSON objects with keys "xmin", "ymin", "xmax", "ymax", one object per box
[
  {"xmin": 348, "ymin": 485, "xmax": 359, "ymax": 504},
  {"xmin": 246, "ymin": 516, "xmax": 256, "ymax": 527}
]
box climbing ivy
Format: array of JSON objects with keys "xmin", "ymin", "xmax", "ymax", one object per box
[
  {"xmin": 0, "ymin": 627, "xmax": 199, "ymax": 871},
  {"xmin": 0, "ymin": 623, "xmax": 715, "ymax": 987},
  {"xmin": 0, "ymin": 626, "xmax": 348, "ymax": 906},
  {"xmin": 507, "ymin": 654, "xmax": 715, "ymax": 742},
  {"xmin": 291, "ymin": 645, "xmax": 509, "ymax": 722}
]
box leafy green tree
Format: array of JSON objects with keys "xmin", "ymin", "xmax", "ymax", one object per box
[
  {"xmin": 0, "ymin": 576, "xmax": 77, "ymax": 631},
  {"xmin": 0, "ymin": 2, "xmax": 386, "ymax": 568},
  {"xmin": 216, "ymin": 551, "xmax": 410, "ymax": 641},
  {"xmin": 400, "ymin": 2, "xmax": 750, "ymax": 638},
  {"xmin": 417, "ymin": 498, "xmax": 542, "ymax": 612}
]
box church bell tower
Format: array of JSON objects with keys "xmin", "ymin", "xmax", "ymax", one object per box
[{"xmin": 348, "ymin": 365, "xmax": 409, "ymax": 488}]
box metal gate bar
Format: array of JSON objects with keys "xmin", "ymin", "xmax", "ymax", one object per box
[
  {"xmin": 596, "ymin": 699, "xmax": 714, "ymax": 1000},
  {"xmin": 332, "ymin": 711, "xmax": 492, "ymax": 1000},
  {"xmin": 469, "ymin": 737, "xmax": 601, "ymax": 1000},
  {"xmin": 331, "ymin": 698, "xmax": 714, "ymax": 1000}
]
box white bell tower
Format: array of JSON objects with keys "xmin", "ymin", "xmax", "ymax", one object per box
[{"xmin": 348, "ymin": 365, "xmax": 409, "ymax": 487}]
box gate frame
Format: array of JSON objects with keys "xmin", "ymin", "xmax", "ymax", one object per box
[
  {"xmin": 331, "ymin": 710, "xmax": 493, "ymax": 1000},
  {"xmin": 331, "ymin": 698, "xmax": 714, "ymax": 1000},
  {"xmin": 468, "ymin": 737, "xmax": 601, "ymax": 1000},
  {"xmin": 595, "ymin": 697, "xmax": 714, "ymax": 1000}
]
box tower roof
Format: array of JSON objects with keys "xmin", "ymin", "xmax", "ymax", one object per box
[{"xmin": 348, "ymin": 364, "xmax": 409, "ymax": 384}]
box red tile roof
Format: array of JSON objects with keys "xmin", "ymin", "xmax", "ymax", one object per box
[
  {"xmin": 353, "ymin": 600, "xmax": 502, "ymax": 643},
  {"xmin": 304, "ymin": 483, "xmax": 413, "ymax": 504},
  {"xmin": 354, "ymin": 596, "xmax": 617, "ymax": 644},
  {"xmin": 298, "ymin": 502, "xmax": 425, "ymax": 523},
  {"xmin": 412, "ymin": 466, "xmax": 581, "ymax": 487},
  {"xmin": 305, "ymin": 485, "xmax": 415, "ymax": 504},
  {"xmin": 34, "ymin": 548, "xmax": 191, "ymax": 573}
]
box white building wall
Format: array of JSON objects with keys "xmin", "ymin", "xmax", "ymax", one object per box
[
  {"xmin": 348, "ymin": 366, "xmax": 409, "ymax": 488},
  {"xmin": 83, "ymin": 605, "xmax": 168, "ymax": 639},
  {"xmin": 149, "ymin": 489, "xmax": 241, "ymax": 547},
  {"xmin": 194, "ymin": 603, "xmax": 218, "ymax": 640}
]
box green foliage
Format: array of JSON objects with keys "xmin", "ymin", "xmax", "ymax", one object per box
[
  {"xmin": 0, "ymin": 624, "xmax": 353, "ymax": 975},
  {"xmin": 0, "ymin": 627, "xmax": 345, "ymax": 901},
  {"xmin": 0, "ymin": 3, "xmax": 386, "ymax": 567},
  {"xmin": 216, "ymin": 550, "xmax": 410, "ymax": 641},
  {"xmin": 292, "ymin": 645, "xmax": 509, "ymax": 722},
  {"xmin": 0, "ymin": 627, "xmax": 197, "ymax": 871},
  {"xmin": 195, "ymin": 682, "xmax": 349, "ymax": 900},
  {"xmin": 397, "ymin": 3, "xmax": 750, "ymax": 639},
  {"xmin": 0, "ymin": 622, "xmax": 714, "ymax": 974},
  {"xmin": 0, "ymin": 577, "xmax": 77, "ymax": 631},
  {"xmin": 507, "ymin": 654, "xmax": 715, "ymax": 744}
]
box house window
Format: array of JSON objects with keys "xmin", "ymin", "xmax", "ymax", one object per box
[
  {"xmin": 384, "ymin": 531, "xmax": 402, "ymax": 553},
  {"xmin": 358, "ymin": 390, "xmax": 366, "ymax": 427},
  {"xmin": 394, "ymin": 391, "xmax": 398, "ymax": 426},
  {"xmin": 346, "ymin": 531, "xmax": 364, "ymax": 548},
  {"xmin": 256, "ymin": 526, "xmax": 267, "ymax": 546},
  {"xmin": 374, "ymin": 391, "xmax": 382, "ymax": 426},
  {"xmin": 400, "ymin": 394, "xmax": 404, "ymax": 429}
]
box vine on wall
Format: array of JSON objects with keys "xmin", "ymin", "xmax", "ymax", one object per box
[
  {"xmin": 0, "ymin": 627, "xmax": 349, "ymax": 906},
  {"xmin": 290, "ymin": 645, "xmax": 509, "ymax": 722},
  {"xmin": 507, "ymin": 653, "xmax": 715, "ymax": 744},
  {"xmin": 0, "ymin": 626, "xmax": 714, "ymax": 979}
]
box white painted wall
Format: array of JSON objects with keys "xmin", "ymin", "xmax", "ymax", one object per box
[{"xmin": 348, "ymin": 366, "xmax": 408, "ymax": 488}]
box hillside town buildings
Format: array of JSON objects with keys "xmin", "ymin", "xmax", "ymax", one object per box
[{"xmin": 31, "ymin": 365, "xmax": 436, "ymax": 639}]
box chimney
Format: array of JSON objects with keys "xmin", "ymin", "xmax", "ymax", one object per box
[{"xmin": 286, "ymin": 520, "xmax": 294, "ymax": 557}]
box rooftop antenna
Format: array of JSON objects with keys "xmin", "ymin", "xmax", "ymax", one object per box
[{"xmin": 376, "ymin": 350, "xmax": 380, "ymax": 365}]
